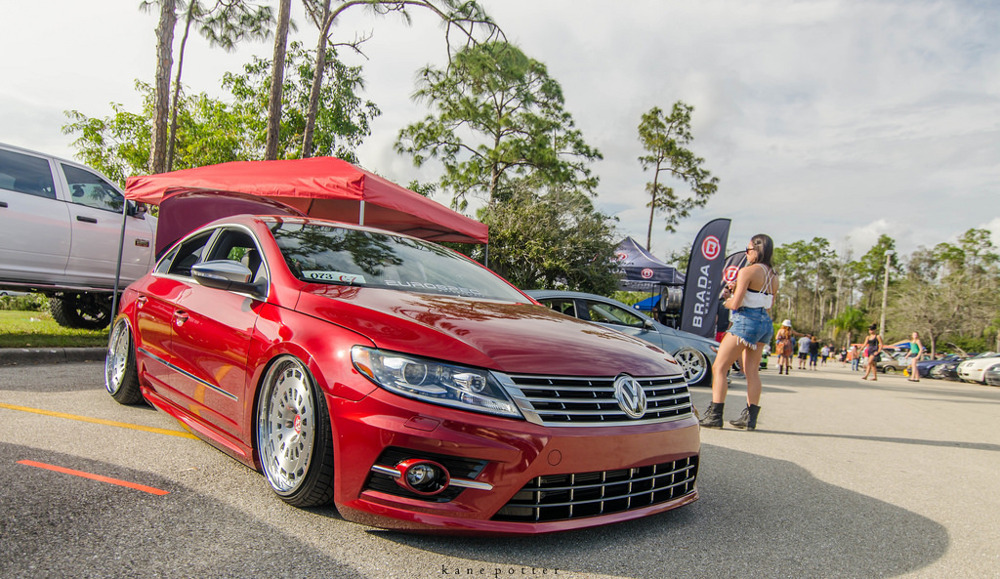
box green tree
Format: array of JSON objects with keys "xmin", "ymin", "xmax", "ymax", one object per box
[
  {"xmin": 63, "ymin": 44, "xmax": 378, "ymax": 179},
  {"xmin": 855, "ymin": 234, "xmax": 899, "ymax": 311},
  {"xmin": 265, "ymin": 0, "xmax": 293, "ymax": 160},
  {"xmin": 224, "ymin": 41, "xmax": 381, "ymax": 161},
  {"xmin": 300, "ymin": 0, "xmax": 502, "ymax": 158},
  {"xmin": 396, "ymin": 41, "xmax": 602, "ymax": 211},
  {"xmin": 637, "ymin": 103, "xmax": 719, "ymax": 249},
  {"xmin": 167, "ymin": 0, "xmax": 273, "ymax": 170},
  {"xmin": 144, "ymin": 0, "xmax": 177, "ymax": 173},
  {"xmin": 474, "ymin": 180, "xmax": 619, "ymax": 294},
  {"xmin": 889, "ymin": 228, "xmax": 1000, "ymax": 352},
  {"xmin": 827, "ymin": 306, "xmax": 867, "ymax": 347}
]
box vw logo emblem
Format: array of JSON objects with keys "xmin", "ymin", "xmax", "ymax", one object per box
[{"xmin": 614, "ymin": 374, "xmax": 647, "ymax": 419}]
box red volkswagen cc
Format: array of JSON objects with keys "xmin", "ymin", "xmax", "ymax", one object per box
[{"xmin": 105, "ymin": 214, "xmax": 699, "ymax": 533}]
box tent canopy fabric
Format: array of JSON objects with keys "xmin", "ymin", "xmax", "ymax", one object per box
[
  {"xmin": 614, "ymin": 236, "xmax": 685, "ymax": 290},
  {"xmin": 124, "ymin": 157, "xmax": 489, "ymax": 245}
]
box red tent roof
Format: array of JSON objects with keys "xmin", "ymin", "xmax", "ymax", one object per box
[{"xmin": 124, "ymin": 157, "xmax": 488, "ymax": 245}]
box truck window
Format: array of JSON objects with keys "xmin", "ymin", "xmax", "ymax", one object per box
[{"xmin": 0, "ymin": 149, "xmax": 57, "ymax": 199}]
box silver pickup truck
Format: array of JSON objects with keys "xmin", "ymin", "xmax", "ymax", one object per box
[{"xmin": 0, "ymin": 143, "xmax": 156, "ymax": 329}]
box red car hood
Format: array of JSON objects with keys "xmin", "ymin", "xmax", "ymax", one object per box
[{"xmin": 295, "ymin": 286, "xmax": 680, "ymax": 377}]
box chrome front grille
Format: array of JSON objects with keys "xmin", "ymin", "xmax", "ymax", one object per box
[
  {"xmin": 496, "ymin": 373, "xmax": 692, "ymax": 426},
  {"xmin": 493, "ymin": 456, "xmax": 698, "ymax": 523}
]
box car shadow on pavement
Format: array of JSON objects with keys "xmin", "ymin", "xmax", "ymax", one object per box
[
  {"xmin": 0, "ymin": 443, "xmax": 354, "ymax": 578},
  {"xmin": 375, "ymin": 443, "xmax": 948, "ymax": 578}
]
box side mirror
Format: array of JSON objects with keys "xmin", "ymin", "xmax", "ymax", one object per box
[
  {"xmin": 643, "ymin": 318, "xmax": 656, "ymax": 330},
  {"xmin": 192, "ymin": 260, "xmax": 261, "ymax": 297}
]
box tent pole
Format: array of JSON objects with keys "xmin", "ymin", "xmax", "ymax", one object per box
[
  {"xmin": 359, "ymin": 200, "xmax": 365, "ymax": 226},
  {"xmin": 110, "ymin": 199, "xmax": 129, "ymax": 336}
]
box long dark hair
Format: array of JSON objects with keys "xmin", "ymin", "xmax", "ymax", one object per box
[{"xmin": 749, "ymin": 234, "xmax": 774, "ymax": 268}]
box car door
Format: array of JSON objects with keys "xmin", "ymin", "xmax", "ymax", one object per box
[
  {"xmin": 0, "ymin": 147, "xmax": 71, "ymax": 283},
  {"xmin": 165, "ymin": 227, "xmax": 265, "ymax": 443},
  {"xmin": 58, "ymin": 163, "xmax": 155, "ymax": 287},
  {"xmin": 579, "ymin": 298, "xmax": 667, "ymax": 350}
]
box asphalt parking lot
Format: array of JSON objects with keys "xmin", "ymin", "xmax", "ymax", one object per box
[{"xmin": 1, "ymin": 358, "xmax": 998, "ymax": 578}]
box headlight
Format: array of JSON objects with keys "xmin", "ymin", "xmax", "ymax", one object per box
[{"xmin": 351, "ymin": 346, "xmax": 522, "ymax": 419}]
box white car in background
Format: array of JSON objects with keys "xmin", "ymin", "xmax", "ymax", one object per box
[
  {"xmin": 0, "ymin": 143, "xmax": 156, "ymax": 329},
  {"xmin": 956, "ymin": 352, "xmax": 1000, "ymax": 384}
]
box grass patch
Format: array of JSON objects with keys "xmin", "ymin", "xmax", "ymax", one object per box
[{"xmin": 0, "ymin": 310, "xmax": 109, "ymax": 348}]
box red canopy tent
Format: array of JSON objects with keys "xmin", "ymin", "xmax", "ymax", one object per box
[{"xmin": 124, "ymin": 157, "xmax": 488, "ymax": 255}]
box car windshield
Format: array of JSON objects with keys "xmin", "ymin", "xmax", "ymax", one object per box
[{"xmin": 269, "ymin": 221, "xmax": 525, "ymax": 301}]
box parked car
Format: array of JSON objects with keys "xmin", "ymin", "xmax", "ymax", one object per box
[
  {"xmin": 937, "ymin": 360, "xmax": 963, "ymax": 382},
  {"xmin": 877, "ymin": 351, "xmax": 911, "ymax": 373},
  {"xmin": 105, "ymin": 215, "xmax": 700, "ymax": 534},
  {"xmin": 984, "ymin": 364, "xmax": 1000, "ymax": 387},
  {"xmin": 525, "ymin": 290, "xmax": 719, "ymax": 386},
  {"xmin": 0, "ymin": 142, "xmax": 156, "ymax": 328},
  {"xmin": 916, "ymin": 354, "xmax": 962, "ymax": 379},
  {"xmin": 957, "ymin": 352, "xmax": 1000, "ymax": 384}
]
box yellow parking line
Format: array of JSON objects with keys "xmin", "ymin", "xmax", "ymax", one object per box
[{"xmin": 0, "ymin": 402, "xmax": 198, "ymax": 439}]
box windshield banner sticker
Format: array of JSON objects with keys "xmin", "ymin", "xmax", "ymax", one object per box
[{"xmin": 385, "ymin": 280, "xmax": 484, "ymax": 297}]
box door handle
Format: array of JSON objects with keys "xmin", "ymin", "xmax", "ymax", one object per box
[
  {"xmin": 173, "ymin": 311, "xmax": 189, "ymax": 326},
  {"xmin": 136, "ymin": 295, "xmax": 148, "ymax": 308},
  {"xmin": 0, "ymin": 201, "xmax": 7, "ymax": 208},
  {"xmin": 76, "ymin": 215, "xmax": 98, "ymax": 224}
]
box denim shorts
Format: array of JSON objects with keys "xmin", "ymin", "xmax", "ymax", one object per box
[{"xmin": 727, "ymin": 307, "xmax": 773, "ymax": 348}]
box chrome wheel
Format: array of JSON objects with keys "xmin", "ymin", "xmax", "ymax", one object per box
[
  {"xmin": 674, "ymin": 347, "xmax": 709, "ymax": 385},
  {"xmin": 258, "ymin": 358, "xmax": 316, "ymax": 494},
  {"xmin": 105, "ymin": 317, "xmax": 142, "ymax": 404}
]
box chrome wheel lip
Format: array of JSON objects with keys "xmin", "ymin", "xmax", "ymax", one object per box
[
  {"xmin": 105, "ymin": 319, "xmax": 130, "ymax": 395},
  {"xmin": 258, "ymin": 358, "xmax": 316, "ymax": 495},
  {"xmin": 674, "ymin": 348, "xmax": 707, "ymax": 384}
]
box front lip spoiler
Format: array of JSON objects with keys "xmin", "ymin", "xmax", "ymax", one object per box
[{"xmin": 370, "ymin": 464, "xmax": 494, "ymax": 491}]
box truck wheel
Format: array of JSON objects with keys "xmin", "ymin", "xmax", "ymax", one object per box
[{"xmin": 49, "ymin": 293, "xmax": 112, "ymax": 330}]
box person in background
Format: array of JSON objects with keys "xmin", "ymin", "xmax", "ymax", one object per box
[
  {"xmin": 808, "ymin": 336, "xmax": 820, "ymax": 370},
  {"xmin": 849, "ymin": 344, "xmax": 861, "ymax": 372},
  {"xmin": 774, "ymin": 320, "xmax": 796, "ymax": 375},
  {"xmin": 907, "ymin": 331, "xmax": 925, "ymax": 382},
  {"xmin": 821, "ymin": 344, "xmax": 831, "ymax": 365},
  {"xmin": 798, "ymin": 333, "xmax": 812, "ymax": 370},
  {"xmin": 699, "ymin": 234, "xmax": 778, "ymax": 431},
  {"xmin": 862, "ymin": 324, "xmax": 884, "ymax": 381}
]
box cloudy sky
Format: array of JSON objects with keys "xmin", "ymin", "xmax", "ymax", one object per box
[{"xmin": 2, "ymin": 0, "xmax": 998, "ymax": 263}]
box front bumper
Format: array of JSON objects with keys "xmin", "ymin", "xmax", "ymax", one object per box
[{"xmin": 327, "ymin": 387, "xmax": 700, "ymax": 534}]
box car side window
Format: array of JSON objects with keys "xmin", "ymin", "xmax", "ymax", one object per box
[
  {"xmin": 205, "ymin": 228, "xmax": 267, "ymax": 286},
  {"xmin": 584, "ymin": 301, "xmax": 645, "ymax": 328},
  {"xmin": 165, "ymin": 231, "xmax": 214, "ymax": 277},
  {"xmin": 541, "ymin": 298, "xmax": 578, "ymax": 318},
  {"xmin": 0, "ymin": 149, "xmax": 57, "ymax": 199},
  {"xmin": 62, "ymin": 164, "xmax": 124, "ymax": 212}
]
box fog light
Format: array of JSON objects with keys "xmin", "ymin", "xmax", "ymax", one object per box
[{"xmin": 395, "ymin": 459, "xmax": 450, "ymax": 495}]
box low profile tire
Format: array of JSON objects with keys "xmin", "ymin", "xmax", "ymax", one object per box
[
  {"xmin": 929, "ymin": 365, "xmax": 945, "ymax": 379},
  {"xmin": 883, "ymin": 367, "xmax": 895, "ymax": 374},
  {"xmin": 105, "ymin": 318, "xmax": 143, "ymax": 404},
  {"xmin": 674, "ymin": 347, "xmax": 709, "ymax": 386},
  {"xmin": 256, "ymin": 356, "xmax": 335, "ymax": 507},
  {"xmin": 50, "ymin": 293, "xmax": 112, "ymax": 330}
]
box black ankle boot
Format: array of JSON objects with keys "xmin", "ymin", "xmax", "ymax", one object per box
[
  {"xmin": 698, "ymin": 402, "xmax": 724, "ymax": 428},
  {"xmin": 729, "ymin": 404, "xmax": 761, "ymax": 430}
]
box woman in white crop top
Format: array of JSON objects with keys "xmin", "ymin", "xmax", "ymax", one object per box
[{"xmin": 699, "ymin": 234, "xmax": 779, "ymax": 431}]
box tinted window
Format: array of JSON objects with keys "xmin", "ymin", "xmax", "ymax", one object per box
[
  {"xmin": 270, "ymin": 221, "xmax": 524, "ymax": 301},
  {"xmin": 0, "ymin": 149, "xmax": 56, "ymax": 199},
  {"xmin": 585, "ymin": 301, "xmax": 646, "ymax": 327},
  {"xmin": 62, "ymin": 164, "xmax": 124, "ymax": 212},
  {"xmin": 161, "ymin": 231, "xmax": 214, "ymax": 277},
  {"xmin": 541, "ymin": 298, "xmax": 578, "ymax": 318}
]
